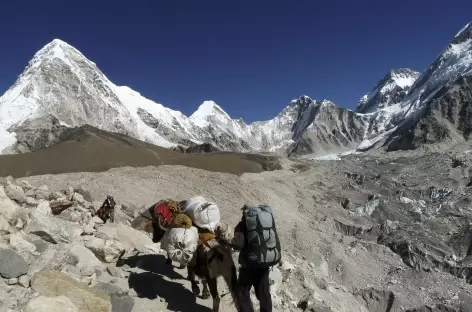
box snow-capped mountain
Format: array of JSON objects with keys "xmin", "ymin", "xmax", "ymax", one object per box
[
  {"xmin": 0, "ymin": 39, "xmax": 328, "ymax": 155},
  {"xmin": 1, "ymin": 21, "xmax": 472, "ymax": 157},
  {"xmin": 384, "ymin": 22, "xmax": 472, "ymax": 150},
  {"xmin": 356, "ymin": 68, "xmax": 421, "ymax": 114}
]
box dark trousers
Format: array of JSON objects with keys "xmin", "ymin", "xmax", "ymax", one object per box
[{"xmin": 237, "ymin": 267, "xmax": 272, "ymax": 312}]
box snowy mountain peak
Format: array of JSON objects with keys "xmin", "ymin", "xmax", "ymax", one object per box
[
  {"xmin": 454, "ymin": 21, "xmax": 472, "ymax": 40},
  {"xmin": 190, "ymin": 101, "xmax": 231, "ymax": 125},
  {"xmin": 356, "ymin": 68, "xmax": 421, "ymax": 113}
]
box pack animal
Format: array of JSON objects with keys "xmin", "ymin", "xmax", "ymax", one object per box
[
  {"xmin": 96, "ymin": 195, "xmax": 116, "ymax": 223},
  {"xmin": 187, "ymin": 237, "xmax": 241, "ymax": 312},
  {"xmin": 150, "ymin": 216, "xmax": 241, "ymax": 312}
]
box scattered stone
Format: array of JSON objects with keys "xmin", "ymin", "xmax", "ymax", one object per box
[
  {"xmin": 0, "ymin": 215, "xmax": 10, "ymax": 234},
  {"xmin": 5, "ymin": 183, "xmax": 26, "ymax": 203},
  {"xmin": 97, "ymin": 223, "xmax": 153, "ymax": 252},
  {"xmin": 0, "ymin": 248, "xmax": 29, "ymax": 278},
  {"xmin": 26, "ymin": 197, "xmax": 39, "ymax": 206},
  {"xmin": 280, "ymin": 260, "xmax": 296, "ymax": 272},
  {"xmin": 106, "ymin": 265, "xmax": 123, "ymax": 278},
  {"xmin": 5, "ymin": 277, "xmax": 18, "ymax": 285},
  {"xmin": 48, "ymin": 191, "xmax": 66, "ymax": 201},
  {"xmin": 80, "ymin": 266, "xmax": 95, "ymax": 277},
  {"xmin": 9, "ymin": 232, "xmax": 38, "ymax": 255},
  {"xmin": 72, "ymin": 192, "xmax": 85, "ymax": 204},
  {"xmin": 73, "ymin": 186, "xmax": 93, "ymax": 202},
  {"xmin": 355, "ymin": 287, "xmax": 395, "ymax": 312},
  {"xmin": 19, "ymin": 275, "xmax": 31, "ymax": 288},
  {"xmin": 24, "ymin": 295, "xmax": 79, "ymax": 312},
  {"xmin": 17, "ymin": 180, "xmax": 33, "ymax": 191},
  {"xmin": 83, "ymin": 236, "xmax": 125, "ymax": 263},
  {"xmin": 111, "ymin": 292, "xmax": 134, "ymax": 312},
  {"xmin": 31, "ymin": 270, "xmax": 111, "ymax": 312},
  {"xmin": 28, "ymin": 244, "xmax": 70, "ymax": 276},
  {"xmin": 34, "ymin": 187, "xmax": 50, "ymax": 200},
  {"xmin": 0, "ymin": 186, "xmax": 20, "ymax": 221},
  {"xmin": 36, "ymin": 202, "xmax": 52, "ymax": 215},
  {"xmin": 25, "ymin": 210, "xmax": 83, "ymax": 244},
  {"xmin": 68, "ymin": 243, "xmax": 102, "ymax": 270},
  {"xmin": 29, "ymin": 238, "xmax": 50, "ymax": 254}
]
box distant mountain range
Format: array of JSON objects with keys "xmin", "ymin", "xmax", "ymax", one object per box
[{"xmin": 1, "ymin": 21, "xmax": 472, "ymax": 156}]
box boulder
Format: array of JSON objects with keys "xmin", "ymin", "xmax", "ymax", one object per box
[
  {"xmin": 9, "ymin": 232, "xmax": 38, "ymax": 255},
  {"xmin": 25, "ymin": 210, "xmax": 83, "ymax": 244},
  {"xmin": 31, "ymin": 270, "xmax": 111, "ymax": 312},
  {"xmin": 72, "ymin": 192, "xmax": 85, "ymax": 205},
  {"xmin": 83, "ymin": 236, "xmax": 125, "ymax": 263},
  {"xmin": 28, "ymin": 244, "xmax": 70, "ymax": 276},
  {"xmin": 73, "ymin": 186, "xmax": 93, "ymax": 202},
  {"xmin": 36, "ymin": 202, "xmax": 52, "ymax": 216},
  {"xmin": 0, "ymin": 185, "xmax": 20, "ymax": 221},
  {"xmin": 25, "ymin": 295, "xmax": 79, "ymax": 312},
  {"xmin": 0, "ymin": 215, "xmax": 10, "ymax": 234},
  {"xmin": 97, "ymin": 223, "xmax": 153, "ymax": 252},
  {"xmin": 26, "ymin": 197, "xmax": 39, "ymax": 206},
  {"xmin": 17, "ymin": 180, "xmax": 33, "ymax": 191},
  {"xmin": 5, "ymin": 183, "xmax": 26, "ymax": 204},
  {"xmin": 19, "ymin": 274, "xmax": 31, "ymax": 288},
  {"xmin": 0, "ymin": 248, "xmax": 29, "ymax": 278},
  {"xmin": 68, "ymin": 243, "xmax": 103, "ymax": 270},
  {"xmin": 34, "ymin": 185, "xmax": 50, "ymax": 200}
]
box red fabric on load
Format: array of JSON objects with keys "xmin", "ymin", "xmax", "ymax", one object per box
[{"xmin": 154, "ymin": 202, "xmax": 174, "ymax": 227}]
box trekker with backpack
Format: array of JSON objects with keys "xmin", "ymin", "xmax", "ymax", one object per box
[{"xmin": 233, "ymin": 204, "xmax": 282, "ymax": 312}]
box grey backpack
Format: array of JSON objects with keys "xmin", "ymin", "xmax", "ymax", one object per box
[{"xmin": 242, "ymin": 204, "xmax": 281, "ymax": 268}]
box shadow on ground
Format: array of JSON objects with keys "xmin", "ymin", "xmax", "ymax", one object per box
[{"xmin": 117, "ymin": 254, "xmax": 211, "ymax": 312}]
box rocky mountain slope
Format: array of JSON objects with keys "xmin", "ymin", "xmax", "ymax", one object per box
[
  {"xmin": 0, "ymin": 142, "xmax": 470, "ymax": 311},
  {"xmin": 356, "ymin": 68, "xmax": 421, "ymax": 114},
  {"xmin": 1, "ymin": 22, "xmax": 472, "ymax": 156}
]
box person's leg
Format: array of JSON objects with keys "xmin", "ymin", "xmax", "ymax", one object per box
[
  {"xmin": 253, "ymin": 268, "xmax": 272, "ymax": 312},
  {"xmin": 237, "ymin": 267, "xmax": 255, "ymax": 312}
]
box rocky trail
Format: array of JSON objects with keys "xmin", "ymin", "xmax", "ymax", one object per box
[{"xmin": 1, "ymin": 146, "xmax": 472, "ymax": 311}]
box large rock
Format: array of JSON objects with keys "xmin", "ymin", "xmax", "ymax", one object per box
[
  {"xmin": 5, "ymin": 183, "xmax": 26, "ymax": 204},
  {"xmin": 73, "ymin": 186, "xmax": 93, "ymax": 202},
  {"xmin": 0, "ymin": 185, "xmax": 20, "ymax": 221},
  {"xmin": 28, "ymin": 244, "xmax": 70, "ymax": 276},
  {"xmin": 36, "ymin": 202, "xmax": 52, "ymax": 216},
  {"xmin": 83, "ymin": 236, "xmax": 125, "ymax": 263},
  {"xmin": 25, "ymin": 295, "xmax": 79, "ymax": 312},
  {"xmin": 68, "ymin": 243, "xmax": 103, "ymax": 270},
  {"xmin": 25, "ymin": 210, "xmax": 83, "ymax": 244},
  {"xmin": 0, "ymin": 248, "xmax": 29, "ymax": 278},
  {"xmin": 0, "ymin": 215, "xmax": 10, "ymax": 234},
  {"xmin": 10, "ymin": 231, "xmax": 38, "ymax": 255},
  {"xmin": 97, "ymin": 223, "xmax": 153, "ymax": 252},
  {"xmin": 31, "ymin": 270, "xmax": 111, "ymax": 312}
]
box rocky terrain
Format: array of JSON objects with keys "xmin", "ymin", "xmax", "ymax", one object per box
[{"xmin": 0, "ymin": 141, "xmax": 471, "ymax": 312}]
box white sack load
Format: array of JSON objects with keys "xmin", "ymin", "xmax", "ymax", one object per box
[
  {"xmin": 161, "ymin": 226, "xmax": 198, "ymax": 265},
  {"xmin": 183, "ymin": 196, "xmax": 221, "ymax": 232}
]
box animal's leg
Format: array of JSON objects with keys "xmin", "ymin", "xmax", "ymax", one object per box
[
  {"xmin": 201, "ymin": 279, "xmax": 210, "ymax": 299},
  {"xmin": 166, "ymin": 251, "xmax": 172, "ymax": 265},
  {"xmin": 188, "ymin": 268, "xmax": 200, "ymax": 296},
  {"xmin": 208, "ymin": 278, "xmax": 220, "ymax": 312}
]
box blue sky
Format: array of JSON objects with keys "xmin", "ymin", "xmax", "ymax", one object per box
[{"xmin": 0, "ymin": 0, "xmax": 471, "ymax": 122}]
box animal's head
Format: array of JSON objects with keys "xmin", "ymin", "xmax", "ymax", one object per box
[{"xmin": 104, "ymin": 195, "xmax": 116, "ymax": 208}]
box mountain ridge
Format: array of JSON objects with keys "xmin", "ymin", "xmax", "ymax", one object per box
[{"xmin": 1, "ymin": 20, "xmax": 472, "ymax": 156}]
